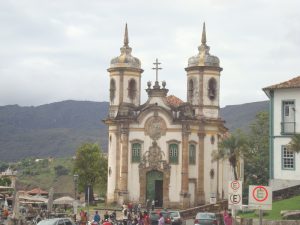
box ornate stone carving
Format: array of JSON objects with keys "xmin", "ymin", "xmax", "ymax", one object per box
[
  {"xmin": 144, "ymin": 115, "xmax": 167, "ymax": 140},
  {"xmin": 139, "ymin": 141, "xmax": 168, "ymax": 170}
]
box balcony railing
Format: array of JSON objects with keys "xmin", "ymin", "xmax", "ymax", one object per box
[{"xmin": 281, "ymin": 122, "xmax": 296, "ymax": 134}]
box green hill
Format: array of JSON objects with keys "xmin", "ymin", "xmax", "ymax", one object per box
[{"xmin": 0, "ymin": 100, "xmax": 268, "ymax": 162}]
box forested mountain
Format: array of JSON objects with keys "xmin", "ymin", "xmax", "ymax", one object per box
[{"xmin": 0, "ymin": 100, "xmax": 268, "ymax": 161}]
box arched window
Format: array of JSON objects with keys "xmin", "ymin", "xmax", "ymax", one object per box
[
  {"xmin": 110, "ymin": 79, "xmax": 116, "ymax": 102},
  {"xmin": 128, "ymin": 79, "xmax": 137, "ymax": 100},
  {"xmin": 169, "ymin": 144, "xmax": 179, "ymax": 164},
  {"xmin": 208, "ymin": 78, "xmax": 217, "ymax": 100},
  {"xmin": 189, "ymin": 144, "xmax": 196, "ymax": 164},
  {"xmin": 132, "ymin": 143, "xmax": 141, "ymax": 163},
  {"xmin": 188, "ymin": 79, "xmax": 194, "ymax": 100}
]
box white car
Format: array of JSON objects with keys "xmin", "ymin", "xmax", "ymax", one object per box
[{"xmin": 37, "ymin": 218, "xmax": 76, "ymax": 225}]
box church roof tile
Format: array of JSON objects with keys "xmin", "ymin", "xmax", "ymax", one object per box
[{"xmin": 166, "ymin": 95, "xmax": 184, "ymax": 107}]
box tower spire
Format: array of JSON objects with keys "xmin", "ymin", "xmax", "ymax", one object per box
[
  {"xmin": 124, "ymin": 23, "xmax": 129, "ymax": 46},
  {"xmin": 201, "ymin": 22, "xmax": 206, "ymax": 44}
]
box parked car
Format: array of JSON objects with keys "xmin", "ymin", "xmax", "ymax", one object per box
[
  {"xmin": 150, "ymin": 211, "xmax": 171, "ymax": 225},
  {"xmin": 37, "ymin": 218, "xmax": 76, "ymax": 225},
  {"xmin": 169, "ymin": 211, "xmax": 183, "ymax": 225},
  {"xmin": 194, "ymin": 212, "xmax": 218, "ymax": 225}
]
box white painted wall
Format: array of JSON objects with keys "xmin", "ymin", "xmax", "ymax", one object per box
[
  {"xmin": 107, "ymin": 130, "xmax": 117, "ymax": 202},
  {"xmin": 273, "ymin": 88, "xmax": 300, "ymax": 181}
]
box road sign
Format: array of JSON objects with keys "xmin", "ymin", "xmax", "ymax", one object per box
[
  {"xmin": 228, "ymin": 180, "xmax": 242, "ymax": 209},
  {"xmin": 248, "ymin": 185, "xmax": 272, "ymax": 210}
]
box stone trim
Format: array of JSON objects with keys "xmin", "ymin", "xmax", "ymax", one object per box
[
  {"xmin": 138, "ymin": 141, "xmax": 171, "ymax": 208},
  {"xmin": 166, "ymin": 139, "xmax": 181, "ymax": 144},
  {"xmin": 197, "ymin": 131, "xmax": 205, "ymax": 204}
]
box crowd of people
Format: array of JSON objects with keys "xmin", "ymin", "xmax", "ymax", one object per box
[{"xmin": 79, "ymin": 202, "xmax": 152, "ymax": 225}]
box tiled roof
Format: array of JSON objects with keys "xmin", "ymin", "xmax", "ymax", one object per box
[
  {"xmin": 27, "ymin": 188, "xmax": 48, "ymax": 195},
  {"xmin": 263, "ymin": 76, "xmax": 300, "ymax": 90},
  {"xmin": 166, "ymin": 95, "xmax": 184, "ymax": 107}
]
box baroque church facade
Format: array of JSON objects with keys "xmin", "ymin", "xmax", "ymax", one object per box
[{"xmin": 104, "ymin": 24, "xmax": 232, "ymax": 208}]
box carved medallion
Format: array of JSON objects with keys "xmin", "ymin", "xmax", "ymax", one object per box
[{"xmin": 144, "ymin": 115, "xmax": 167, "ymax": 140}]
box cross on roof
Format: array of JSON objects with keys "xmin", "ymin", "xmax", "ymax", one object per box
[{"xmin": 152, "ymin": 58, "xmax": 162, "ymax": 82}]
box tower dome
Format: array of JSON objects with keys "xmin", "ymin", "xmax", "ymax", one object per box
[
  {"xmin": 110, "ymin": 24, "xmax": 141, "ymax": 69},
  {"xmin": 188, "ymin": 23, "xmax": 220, "ymax": 67}
]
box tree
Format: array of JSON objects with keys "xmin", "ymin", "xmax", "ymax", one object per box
[
  {"xmin": 0, "ymin": 177, "xmax": 11, "ymax": 186},
  {"xmin": 244, "ymin": 111, "xmax": 269, "ymax": 186},
  {"xmin": 287, "ymin": 134, "xmax": 300, "ymax": 153},
  {"xmin": 73, "ymin": 143, "xmax": 107, "ymax": 201},
  {"xmin": 213, "ymin": 130, "xmax": 247, "ymax": 180}
]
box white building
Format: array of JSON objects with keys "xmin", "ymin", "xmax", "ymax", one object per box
[
  {"xmin": 104, "ymin": 24, "xmax": 234, "ymax": 208},
  {"xmin": 263, "ymin": 76, "xmax": 300, "ymax": 190}
]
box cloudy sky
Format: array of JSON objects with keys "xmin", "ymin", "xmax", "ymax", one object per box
[{"xmin": 1, "ymin": 0, "xmax": 299, "ymax": 107}]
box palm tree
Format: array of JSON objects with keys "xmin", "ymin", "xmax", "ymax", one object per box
[
  {"xmin": 287, "ymin": 134, "xmax": 300, "ymax": 153},
  {"xmin": 212, "ymin": 131, "xmax": 247, "ymax": 180}
]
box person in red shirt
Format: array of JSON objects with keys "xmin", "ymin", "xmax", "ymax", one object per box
[
  {"xmin": 223, "ymin": 209, "xmax": 233, "ymax": 225},
  {"xmin": 143, "ymin": 211, "xmax": 150, "ymax": 225}
]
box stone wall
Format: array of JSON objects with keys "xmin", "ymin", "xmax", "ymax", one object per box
[
  {"xmin": 239, "ymin": 218, "xmax": 300, "ymax": 225},
  {"xmin": 273, "ymin": 184, "xmax": 300, "ymax": 201}
]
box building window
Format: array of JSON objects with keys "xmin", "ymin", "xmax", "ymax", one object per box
[
  {"xmin": 188, "ymin": 79, "xmax": 194, "ymax": 100},
  {"xmin": 208, "ymin": 78, "xmax": 217, "ymax": 100},
  {"xmin": 132, "ymin": 143, "xmax": 141, "ymax": 163},
  {"xmin": 169, "ymin": 144, "xmax": 179, "ymax": 164},
  {"xmin": 282, "ymin": 146, "xmax": 295, "ymax": 170},
  {"xmin": 110, "ymin": 79, "xmax": 116, "ymax": 102},
  {"xmin": 128, "ymin": 79, "xmax": 137, "ymax": 100},
  {"xmin": 189, "ymin": 144, "xmax": 196, "ymax": 165},
  {"xmin": 281, "ymin": 100, "xmax": 295, "ymax": 134}
]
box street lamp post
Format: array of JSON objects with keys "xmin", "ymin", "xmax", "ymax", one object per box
[{"xmin": 73, "ymin": 174, "xmax": 79, "ymax": 200}]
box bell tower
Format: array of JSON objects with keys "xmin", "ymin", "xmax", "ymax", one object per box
[
  {"xmin": 107, "ymin": 24, "xmax": 143, "ymax": 118},
  {"xmin": 185, "ymin": 23, "xmax": 222, "ymax": 119}
]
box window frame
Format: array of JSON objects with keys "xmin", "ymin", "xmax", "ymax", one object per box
[
  {"xmin": 128, "ymin": 79, "xmax": 137, "ymax": 100},
  {"xmin": 208, "ymin": 78, "xmax": 217, "ymax": 101},
  {"xmin": 110, "ymin": 78, "xmax": 116, "ymax": 102},
  {"xmin": 281, "ymin": 145, "xmax": 295, "ymax": 170},
  {"xmin": 169, "ymin": 143, "xmax": 179, "ymax": 164},
  {"xmin": 131, "ymin": 142, "xmax": 142, "ymax": 163},
  {"xmin": 189, "ymin": 144, "xmax": 196, "ymax": 165},
  {"xmin": 281, "ymin": 100, "xmax": 296, "ymax": 134}
]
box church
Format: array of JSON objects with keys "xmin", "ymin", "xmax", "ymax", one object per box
[{"xmin": 104, "ymin": 23, "xmax": 233, "ymax": 209}]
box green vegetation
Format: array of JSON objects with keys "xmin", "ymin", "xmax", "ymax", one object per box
[
  {"xmin": 73, "ymin": 143, "xmax": 108, "ymax": 200},
  {"xmin": 213, "ymin": 111, "xmax": 269, "ymax": 201},
  {"xmin": 16, "ymin": 157, "xmax": 74, "ymax": 191},
  {"xmin": 288, "ymin": 134, "xmax": 300, "ymax": 153},
  {"xmin": 239, "ymin": 195, "xmax": 300, "ymax": 220}
]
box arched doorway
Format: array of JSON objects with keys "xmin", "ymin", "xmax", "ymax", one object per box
[{"xmin": 146, "ymin": 170, "xmax": 163, "ymax": 207}]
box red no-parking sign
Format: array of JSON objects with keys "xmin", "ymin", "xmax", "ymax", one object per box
[
  {"xmin": 248, "ymin": 185, "xmax": 272, "ymax": 210},
  {"xmin": 228, "ymin": 180, "xmax": 242, "ymax": 209}
]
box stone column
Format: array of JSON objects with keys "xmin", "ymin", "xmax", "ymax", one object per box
[
  {"xmin": 197, "ymin": 132, "xmax": 205, "ymax": 204},
  {"xmin": 119, "ymin": 124, "xmax": 129, "ymax": 204},
  {"xmin": 180, "ymin": 125, "xmax": 190, "ymax": 208}
]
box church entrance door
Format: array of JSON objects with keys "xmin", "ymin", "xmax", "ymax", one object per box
[{"xmin": 146, "ymin": 170, "xmax": 163, "ymax": 207}]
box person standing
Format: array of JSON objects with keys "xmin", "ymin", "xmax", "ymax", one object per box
[
  {"xmin": 143, "ymin": 211, "xmax": 150, "ymax": 225},
  {"xmin": 158, "ymin": 213, "xmax": 164, "ymax": 225},
  {"xmin": 93, "ymin": 211, "xmax": 101, "ymax": 224},
  {"xmin": 123, "ymin": 205, "xmax": 129, "ymax": 225},
  {"xmin": 223, "ymin": 209, "xmax": 233, "ymax": 225},
  {"xmin": 151, "ymin": 200, "xmax": 155, "ymax": 211}
]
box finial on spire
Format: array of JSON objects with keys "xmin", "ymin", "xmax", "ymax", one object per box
[
  {"xmin": 124, "ymin": 23, "xmax": 129, "ymax": 46},
  {"xmin": 201, "ymin": 22, "xmax": 206, "ymax": 44}
]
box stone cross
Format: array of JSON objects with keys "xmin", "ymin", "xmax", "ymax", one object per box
[{"xmin": 152, "ymin": 58, "xmax": 162, "ymax": 82}]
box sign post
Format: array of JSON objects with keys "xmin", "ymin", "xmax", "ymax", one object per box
[
  {"xmin": 228, "ymin": 180, "xmax": 242, "ymax": 225},
  {"xmin": 228, "ymin": 180, "xmax": 242, "ymax": 208},
  {"xmin": 248, "ymin": 185, "xmax": 272, "ymax": 225}
]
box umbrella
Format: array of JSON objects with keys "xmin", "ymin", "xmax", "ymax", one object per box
[{"xmin": 53, "ymin": 196, "xmax": 74, "ymax": 205}]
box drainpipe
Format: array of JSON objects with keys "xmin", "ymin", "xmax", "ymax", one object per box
[{"xmin": 269, "ymin": 90, "xmax": 274, "ymax": 180}]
